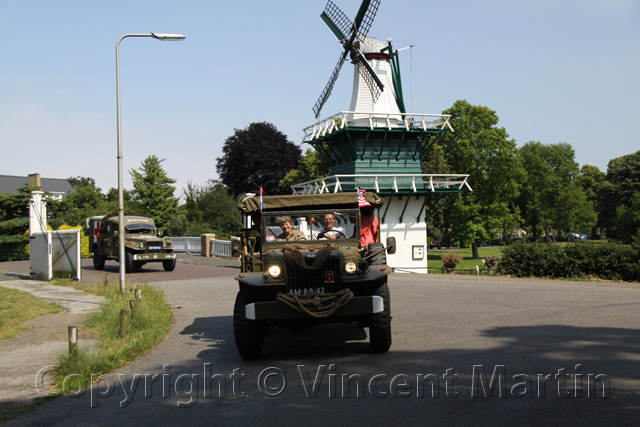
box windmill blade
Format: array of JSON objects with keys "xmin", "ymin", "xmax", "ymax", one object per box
[
  {"xmin": 313, "ymin": 51, "xmax": 349, "ymax": 118},
  {"xmin": 321, "ymin": 0, "xmax": 353, "ymax": 42},
  {"xmin": 354, "ymin": 48, "xmax": 385, "ymax": 93},
  {"xmin": 353, "ymin": 0, "xmax": 380, "ymax": 42}
]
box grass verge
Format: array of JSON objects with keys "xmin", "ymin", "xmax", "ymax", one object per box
[
  {"xmin": 0, "ymin": 286, "xmax": 61, "ymax": 340},
  {"xmin": 53, "ymin": 278, "xmax": 173, "ymax": 392}
]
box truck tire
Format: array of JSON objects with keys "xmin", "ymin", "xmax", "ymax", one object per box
[
  {"xmin": 369, "ymin": 283, "xmax": 391, "ymax": 353},
  {"xmin": 125, "ymin": 251, "xmax": 134, "ymax": 273},
  {"xmin": 163, "ymin": 258, "xmax": 176, "ymax": 271},
  {"xmin": 368, "ymin": 242, "xmax": 386, "ymax": 265},
  {"xmin": 233, "ymin": 290, "xmax": 264, "ymax": 359},
  {"xmin": 93, "ymin": 248, "xmax": 105, "ymax": 270}
]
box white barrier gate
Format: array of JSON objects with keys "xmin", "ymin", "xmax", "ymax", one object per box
[
  {"xmin": 30, "ymin": 230, "xmax": 82, "ymax": 281},
  {"xmin": 29, "ymin": 190, "xmax": 82, "ymax": 281}
]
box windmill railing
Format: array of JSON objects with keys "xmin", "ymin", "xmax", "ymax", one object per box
[
  {"xmin": 290, "ymin": 174, "xmax": 472, "ymax": 195},
  {"xmin": 303, "ymin": 112, "xmax": 453, "ymax": 142}
]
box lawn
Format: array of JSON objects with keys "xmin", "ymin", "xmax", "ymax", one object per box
[
  {"xmin": 0, "ymin": 286, "xmax": 62, "ymax": 339},
  {"xmin": 426, "ymin": 246, "xmax": 503, "ymax": 273}
]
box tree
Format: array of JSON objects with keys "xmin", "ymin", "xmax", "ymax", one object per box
[
  {"xmin": 600, "ymin": 150, "xmax": 640, "ymax": 241},
  {"xmin": 130, "ymin": 155, "xmax": 178, "ymax": 230},
  {"xmin": 67, "ymin": 176, "xmax": 96, "ymax": 190},
  {"xmin": 48, "ymin": 176, "xmax": 108, "ymax": 228},
  {"xmin": 578, "ymin": 165, "xmax": 605, "ymax": 236},
  {"xmin": 421, "ymin": 143, "xmax": 450, "ymax": 241},
  {"xmin": 518, "ymin": 142, "xmax": 596, "ymax": 239},
  {"xmin": 0, "ymin": 186, "xmax": 35, "ymax": 261},
  {"xmin": 175, "ymin": 180, "xmax": 241, "ymax": 238},
  {"xmin": 217, "ymin": 122, "xmax": 302, "ymax": 195},
  {"xmin": 438, "ymin": 100, "xmax": 522, "ymax": 257},
  {"xmin": 280, "ymin": 148, "xmax": 330, "ymax": 189}
]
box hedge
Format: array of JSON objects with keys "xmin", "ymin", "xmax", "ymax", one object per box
[{"xmin": 497, "ymin": 242, "xmax": 640, "ymax": 282}]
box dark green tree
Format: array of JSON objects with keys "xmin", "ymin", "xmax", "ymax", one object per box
[
  {"xmin": 130, "ymin": 155, "xmax": 178, "ymax": 230},
  {"xmin": 217, "ymin": 122, "xmax": 302, "ymax": 195},
  {"xmin": 438, "ymin": 100, "xmax": 522, "ymax": 257},
  {"xmin": 0, "ymin": 186, "xmax": 36, "ymax": 261}
]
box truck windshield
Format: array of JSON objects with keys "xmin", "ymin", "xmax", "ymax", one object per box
[
  {"xmin": 261, "ymin": 210, "xmax": 358, "ymax": 243},
  {"xmin": 125, "ymin": 223, "xmax": 157, "ymax": 235}
]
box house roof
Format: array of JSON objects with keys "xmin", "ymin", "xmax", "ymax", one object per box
[{"xmin": 0, "ymin": 175, "xmax": 74, "ymax": 196}]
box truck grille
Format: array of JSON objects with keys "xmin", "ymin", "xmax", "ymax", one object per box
[{"xmin": 285, "ymin": 256, "xmax": 343, "ymax": 294}]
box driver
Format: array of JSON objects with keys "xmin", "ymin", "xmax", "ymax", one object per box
[{"xmin": 315, "ymin": 213, "xmax": 345, "ymax": 240}]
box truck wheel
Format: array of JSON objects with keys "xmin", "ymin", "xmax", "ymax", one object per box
[
  {"xmin": 92, "ymin": 248, "xmax": 105, "ymax": 270},
  {"xmin": 125, "ymin": 251, "xmax": 134, "ymax": 273},
  {"xmin": 368, "ymin": 242, "xmax": 387, "ymax": 265},
  {"xmin": 163, "ymin": 258, "xmax": 176, "ymax": 271},
  {"xmin": 369, "ymin": 283, "xmax": 391, "ymax": 353},
  {"xmin": 233, "ymin": 290, "xmax": 264, "ymax": 359}
]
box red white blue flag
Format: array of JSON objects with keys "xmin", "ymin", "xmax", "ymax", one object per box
[
  {"xmin": 259, "ymin": 187, "xmax": 264, "ymax": 211},
  {"xmin": 358, "ymin": 187, "xmax": 371, "ymax": 207}
]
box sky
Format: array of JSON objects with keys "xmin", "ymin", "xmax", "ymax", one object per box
[{"xmin": 1, "ymin": 0, "xmax": 639, "ymax": 197}]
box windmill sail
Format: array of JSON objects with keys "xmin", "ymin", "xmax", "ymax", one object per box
[{"xmin": 313, "ymin": 0, "xmax": 383, "ymax": 118}]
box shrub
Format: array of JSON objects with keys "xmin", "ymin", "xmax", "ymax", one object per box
[
  {"xmin": 442, "ymin": 251, "xmax": 463, "ymax": 269},
  {"xmin": 484, "ymin": 255, "xmax": 499, "ymax": 269},
  {"xmin": 497, "ymin": 242, "xmax": 640, "ymax": 281}
]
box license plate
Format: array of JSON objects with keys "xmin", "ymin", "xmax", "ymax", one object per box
[
  {"xmin": 289, "ymin": 287, "xmax": 325, "ymax": 295},
  {"xmin": 148, "ymin": 246, "xmax": 162, "ymax": 250}
]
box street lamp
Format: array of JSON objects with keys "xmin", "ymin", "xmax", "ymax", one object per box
[{"xmin": 116, "ymin": 32, "xmax": 185, "ymax": 293}]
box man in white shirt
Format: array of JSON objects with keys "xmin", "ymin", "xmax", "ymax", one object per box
[{"xmin": 315, "ymin": 213, "xmax": 346, "ymax": 240}]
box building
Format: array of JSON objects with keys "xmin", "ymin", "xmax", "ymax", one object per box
[{"xmin": 0, "ymin": 173, "xmax": 74, "ymax": 201}]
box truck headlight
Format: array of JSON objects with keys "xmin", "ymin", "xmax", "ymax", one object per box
[
  {"xmin": 345, "ymin": 261, "xmax": 357, "ymax": 274},
  {"xmin": 268, "ymin": 265, "xmax": 281, "ymax": 278}
]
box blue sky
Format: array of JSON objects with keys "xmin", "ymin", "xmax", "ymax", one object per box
[{"xmin": 1, "ymin": 0, "xmax": 638, "ymax": 196}]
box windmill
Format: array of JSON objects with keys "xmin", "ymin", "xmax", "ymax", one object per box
[{"xmin": 313, "ymin": 0, "xmax": 406, "ymax": 119}]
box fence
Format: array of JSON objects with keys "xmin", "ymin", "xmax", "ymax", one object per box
[
  {"xmin": 171, "ymin": 236, "xmax": 234, "ymax": 258},
  {"xmin": 210, "ymin": 238, "xmax": 233, "ymax": 257},
  {"xmin": 171, "ymin": 237, "xmax": 201, "ymax": 254}
]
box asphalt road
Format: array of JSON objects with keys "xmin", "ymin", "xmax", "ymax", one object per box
[{"xmin": 5, "ymin": 269, "xmax": 640, "ymax": 426}]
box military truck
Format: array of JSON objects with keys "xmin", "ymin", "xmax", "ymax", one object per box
[
  {"xmin": 233, "ymin": 192, "xmax": 396, "ymax": 359},
  {"xmin": 88, "ymin": 213, "xmax": 176, "ymax": 273}
]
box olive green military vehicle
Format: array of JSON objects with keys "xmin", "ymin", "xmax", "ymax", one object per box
[
  {"xmin": 233, "ymin": 192, "xmax": 396, "ymax": 359},
  {"xmin": 88, "ymin": 213, "xmax": 176, "ymax": 273}
]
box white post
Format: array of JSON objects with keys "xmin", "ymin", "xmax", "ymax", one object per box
[{"xmin": 29, "ymin": 191, "xmax": 47, "ymax": 235}]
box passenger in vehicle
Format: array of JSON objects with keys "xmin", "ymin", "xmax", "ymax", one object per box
[
  {"xmin": 275, "ymin": 216, "xmax": 307, "ymax": 241},
  {"xmin": 360, "ymin": 205, "xmax": 378, "ymax": 247}
]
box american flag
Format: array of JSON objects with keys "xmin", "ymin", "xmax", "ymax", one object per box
[{"xmin": 358, "ymin": 187, "xmax": 370, "ymax": 207}]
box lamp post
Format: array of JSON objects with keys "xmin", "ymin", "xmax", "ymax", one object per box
[{"xmin": 116, "ymin": 33, "xmax": 185, "ymax": 293}]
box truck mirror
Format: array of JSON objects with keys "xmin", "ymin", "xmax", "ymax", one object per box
[{"xmin": 386, "ymin": 237, "xmax": 396, "ymax": 254}]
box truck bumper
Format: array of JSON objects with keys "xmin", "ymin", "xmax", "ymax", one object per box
[
  {"xmin": 133, "ymin": 253, "xmax": 176, "ymax": 261},
  {"xmin": 245, "ymin": 295, "xmax": 383, "ymax": 320}
]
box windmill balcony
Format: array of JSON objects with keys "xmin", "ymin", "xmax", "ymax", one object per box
[
  {"xmin": 290, "ymin": 174, "xmax": 472, "ymax": 195},
  {"xmin": 303, "ymin": 111, "xmax": 453, "ymax": 143}
]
